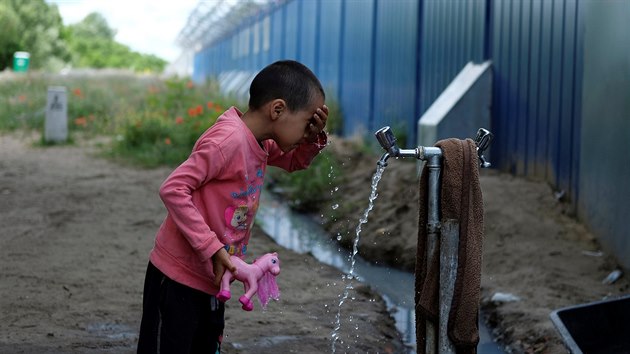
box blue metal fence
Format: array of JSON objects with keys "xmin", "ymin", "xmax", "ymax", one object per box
[
  {"xmin": 339, "ymin": 0, "xmax": 376, "ymax": 136},
  {"xmin": 419, "ymin": 0, "xmax": 488, "ymax": 126},
  {"xmin": 189, "ymin": 0, "xmax": 630, "ymax": 279},
  {"xmin": 371, "ymin": 0, "xmax": 420, "ymax": 140},
  {"xmin": 192, "ymin": 0, "xmax": 582, "ymax": 204},
  {"xmin": 490, "ymin": 0, "xmax": 582, "ymax": 202},
  {"xmin": 316, "ymin": 0, "xmax": 342, "ymax": 96}
]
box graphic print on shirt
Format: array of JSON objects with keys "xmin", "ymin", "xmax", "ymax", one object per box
[
  {"xmin": 223, "ymin": 166, "xmax": 264, "ymax": 254},
  {"xmin": 225, "ymin": 205, "xmax": 248, "ymax": 231}
]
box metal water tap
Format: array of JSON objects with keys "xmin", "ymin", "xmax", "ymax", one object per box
[
  {"xmin": 375, "ymin": 126, "xmax": 442, "ymax": 166},
  {"xmin": 375, "ymin": 126, "xmax": 419, "ymax": 166},
  {"xmin": 474, "ymin": 128, "xmax": 493, "ymax": 168}
]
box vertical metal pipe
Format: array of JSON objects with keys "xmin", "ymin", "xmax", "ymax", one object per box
[{"xmin": 424, "ymin": 151, "xmax": 442, "ymax": 354}]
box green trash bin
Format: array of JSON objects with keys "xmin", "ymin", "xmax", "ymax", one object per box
[{"xmin": 13, "ymin": 52, "xmax": 30, "ymax": 73}]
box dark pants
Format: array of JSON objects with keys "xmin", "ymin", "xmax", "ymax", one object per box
[{"xmin": 137, "ymin": 262, "xmax": 224, "ymax": 354}]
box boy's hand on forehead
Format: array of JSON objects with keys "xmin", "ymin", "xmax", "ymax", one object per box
[{"xmin": 304, "ymin": 104, "xmax": 328, "ymax": 143}]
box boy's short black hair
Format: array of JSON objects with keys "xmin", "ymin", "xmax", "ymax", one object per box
[{"xmin": 249, "ymin": 60, "xmax": 325, "ymax": 111}]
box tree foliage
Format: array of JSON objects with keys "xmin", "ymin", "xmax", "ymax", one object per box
[
  {"xmin": 0, "ymin": 0, "xmax": 70, "ymax": 70},
  {"xmin": 70, "ymin": 12, "xmax": 116, "ymax": 40},
  {"xmin": 0, "ymin": 1, "xmax": 167, "ymax": 73},
  {"xmin": 66, "ymin": 12, "xmax": 166, "ymax": 72},
  {"xmin": 0, "ymin": 2, "xmax": 20, "ymax": 50}
]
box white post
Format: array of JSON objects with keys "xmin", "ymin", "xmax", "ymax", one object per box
[{"xmin": 45, "ymin": 86, "xmax": 68, "ymax": 143}]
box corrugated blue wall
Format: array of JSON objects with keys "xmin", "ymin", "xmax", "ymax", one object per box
[
  {"xmin": 419, "ymin": 0, "xmax": 487, "ymax": 115},
  {"xmin": 191, "ymin": 0, "xmax": 630, "ymax": 268},
  {"xmin": 298, "ymin": 0, "xmax": 318, "ymax": 70},
  {"xmin": 491, "ymin": 0, "xmax": 582, "ymax": 202},
  {"xmin": 316, "ymin": 0, "xmax": 342, "ymax": 97},
  {"xmin": 285, "ymin": 1, "xmax": 299, "ymax": 60},
  {"xmin": 192, "ymin": 0, "xmax": 580, "ymax": 201},
  {"xmin": 193, "ymin": 0, "xmax": 426, "ymax": 141},
  {"xmin": 339, "ymin": 0, "xmax": 376, "ymax": 136},
  {"xmin": 372, "ymin": 0, "xmax": 420, "ymax": 140}
]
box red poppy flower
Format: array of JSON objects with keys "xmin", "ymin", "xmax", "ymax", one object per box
[{"xmin": 74, "ymin": 117, "xmax": 87, "ymax": 127}]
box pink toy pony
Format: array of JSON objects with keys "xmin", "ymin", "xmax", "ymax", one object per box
[{"xmin": 216, "ymin": 252, "xmax": 281, "ymax": 311}]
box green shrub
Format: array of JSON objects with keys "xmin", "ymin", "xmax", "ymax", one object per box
[
  {"xmin": 266, "ymin": 149, "xmax": 342, "ymax": 211},
  {"xmin": 111, "ymin": 100, "xmax": 224, "ymax": 167},
  {"xmin": 324, "ymin": 99, "xmax": 342, "ymax": 135}
]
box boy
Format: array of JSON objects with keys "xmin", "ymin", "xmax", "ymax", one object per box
[{"xmin": 137, "ymin": 60, "xmax": 328, "ymax": 353}]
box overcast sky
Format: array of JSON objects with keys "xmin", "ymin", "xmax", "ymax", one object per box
[{"xmin": 46, "ymin": 0, "xmax": 203, "ymax": 63}]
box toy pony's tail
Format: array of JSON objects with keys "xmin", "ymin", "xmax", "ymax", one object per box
[{"xmin": 257, "ymin": 272, "xmax": 280, "ymax": 309}]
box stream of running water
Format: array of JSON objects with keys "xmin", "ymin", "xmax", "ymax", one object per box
[{"xmin": 330, "ymin": 164, "xmax": 386, "ymax": 352}]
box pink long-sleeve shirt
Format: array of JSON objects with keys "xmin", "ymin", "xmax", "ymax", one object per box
[{"xmin": 149, "ymin": 106, "xmax": 326, "ymax": 295}]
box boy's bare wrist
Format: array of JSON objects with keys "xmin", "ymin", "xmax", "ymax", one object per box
[{"xmin": 212, "ymin": 247, "xmax": 228, "ymax": 259}]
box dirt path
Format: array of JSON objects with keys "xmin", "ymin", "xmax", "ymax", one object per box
[{"xmin": 0, "ymin": 133, "xmax": 403, "ymax": 353}]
